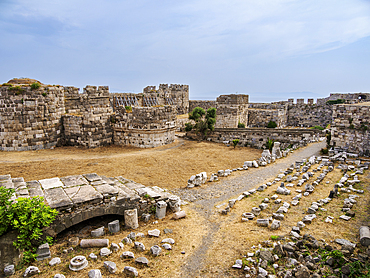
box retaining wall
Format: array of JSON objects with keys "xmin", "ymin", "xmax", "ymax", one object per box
[{"xmin": 188, "ymin": 128, "xmax": 322, "ymax": 149}]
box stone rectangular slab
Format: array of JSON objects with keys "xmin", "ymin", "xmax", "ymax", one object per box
[
  {"xmin": 44, "ymin": 187, "xmax": 73, "ymax": 210},
  {"xmin": 93, "ymin": 184, "xmax": 119, "ymax": 197},
  {"xmin": 60, "ymin": 175, "xmax": 89, "ymax": 187},
  {"xmin": 151, "ymin": 187, "xmax": 172, "ymax": 200},
  {"xmin": 27, "ymin": 181, "xmax": 44, "ymax": 198},
  {"xmin": 83, "ymin": 173, "xmax": 102, "ymax": 182},
  {"xmin": 90, "ymin": 180, "xmax": 107, "ymax": 186},
  {"xmin": 0, "ymin": 174, "xmax": 11, "ymax": 181},
  {"xmin": 39, "ymin": 177, "xmax": 64, "ymax": 190},
  {"xmin": 101, "ymin": 176, "xmax": 116, "ymax": 185},
  {"xmin": 65, "ymin": 184, "xmax": 103, "ymax": 205},
  {"xmin": 12, "ymin": 177, "xmax": 25, "ymax": 183},
  {"xmin": 123, "ymin": 182, "xmax": 145, "ymax": 190},
  {"xmin": 0, "ymin": 181, "xmax": 14, "ymax": 189},
  {"xmin": 15, "ymin": 188, "xmax": 29, "ymax": 197},
  {"xmin": 135, "ymin": 187, "xmax": 161, "ymax": 199}
]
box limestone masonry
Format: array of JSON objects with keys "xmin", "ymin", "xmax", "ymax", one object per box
[{"xmin": 1, "ymin": 78, "xmax": 369, "ymax": 155}]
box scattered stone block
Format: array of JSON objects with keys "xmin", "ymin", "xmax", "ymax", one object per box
[
  {"xmin": 156, "ymin": 201, "xmax": 167, "ymax": 219},
  {"xmin": 162, "ymin": 243, "xmax": 172, "ymax": 250},
  {"xmin": 123, "ymin": 266, "xmax": 138, "ymax": 277},
  {"xmin": 124, "ymin": 209, "xmax": 139, "ymax": 229},
  {"xmin": 339, "ymin": 215, "xmax": 351, "ymax": 221},
  {"xmin": 360, "ymin": 226, "xmax": 370, "ymax": 246},
  {"xmin": 88, "ymin": 269, "xmax": 102, "ymax": 278},
  {"xmin": 69, "ymin": 256, "xmax": 88, "ymax": 271},
  {"xmin": 80, "ymin": 239, "xmax": 109, "ymax": 248},
  {"xmin": 148, "ymin": 229, "xmax": 160, "ymax": 237},
  {"xmin": 36, "ymin": 243, "xmax": 51, "ymax": 261},
  {"xmin": 134, "ymin": 242, "xmax": 145, "ymax": 252},
  {"xmin": 257, "ymin": 219, "xmax": 269, "ymax": 227},
  {"xmin": 173, "ymin": 210, "xmax": 186, "ymax": 219},
  {"xmin": 23, "ymin": 266, "xmax": 40, "ymax": 277},
  {"xmin": 104, "ymin": 261, "xmax": 116, "ymax": 273},
  {"xmin": 49, "ymin": 257, "xmax": 61, "ymax": 266},
  {"xmin": 100, "ymin": 247, "xmax": 112, "ymax": 257},
  {"xmin": 150, "ymin": 245, "xmax": 162, "ymax": 256},
  {"xmin": 4, "ymin": 265, "xmax": 15, "ymax": 276},
  {"xmin": 121, "ymin": 251, "xmax": 135, "ymax": 259},
  {"xmin": 270, "ymin": 220, "xmax": 280, "ymax": 230},
  {"xmin": 135, "ymin": 257, "xmax": 149, "ymax": 266},
  {"xmin": 91, "ymin": 226, "xmax": 105, "ymax": 237}
]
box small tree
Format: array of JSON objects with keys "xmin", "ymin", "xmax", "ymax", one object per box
[
  {"xmin": 267, "ymin": 121, "xmax": 277, "ymax": 128},
  {"xmin": 238, "ymin": 122, "xmax": 245, "ymax": 128},
  {"xmin": 188, "ymin": 107, "xmax": 216, "ymax": 140},
  {"xmin": 232, "ymin": 139, "xmax": 239, "ymax": 149}
]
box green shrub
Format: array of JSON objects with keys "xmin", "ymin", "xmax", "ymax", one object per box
[
  {"xmin": 42, "ymin": 92, "xmax": 47, "ymax": 97},
  {"xmin": 266, "ymin": 121, "xmax": 277, "ymax": 128},
  {"xmin": 232, "ymin": 139, "xmax": 239, "ymax": 149},
  {"xmin": 326, "ymin": 99, "xmax": 345, "ymax": 105},
  {"xmin": 30, "ymin": 82, "xmax": 41, "ymax": 90},
  {"xmin": 238, "ymin": 122, "xmax": 245, "ymax": 128},
  {"xmin": 185, "ymin": 122, "xmax": 193, "ymax": 132},
  {"xmin": 265, "ymin": 138, "xmax": 274, "ymax": 151},
  {"xmin": 125, "ymin": 106, "xmax": 132, "ymax": 112},
  {"xmin": 188, "ymin": 107, "xmax": 216, "ymax": 140},
  {"xmin": 320, "ymin": 148, "xmax": 329, "ymax": 155},
  {"xmin": 349, "ymin": 124, "xmax": 355, "ymax": 129},
  {"xmin": 310, "ymin": 126, "xmax": 324, "ymax": 130},
  {"xmin": 0, "ymin": 187, "xmax": 58, "ymax": 262},
  {"xmin": 361, "ymin": 124, "xmax": 368, "ymax": 131}
]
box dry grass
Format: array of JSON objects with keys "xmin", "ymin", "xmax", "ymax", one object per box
[
  {"xmin": 197, "ymin": 166, "xmax": 370, "ymax": 277},
  {"xmin": 0, "ymin": 139, "xmax": 261, "ymax": 190}
]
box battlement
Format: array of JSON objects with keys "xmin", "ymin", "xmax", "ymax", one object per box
[{"xmin": 216, "ymin": 94, "xmax": 249, "ymax": 105}]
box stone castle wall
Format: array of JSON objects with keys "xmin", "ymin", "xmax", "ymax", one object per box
[
  {"xmin": 113, "ymin": 105, "xmax": 177, "ymax": 148},
  {"xmin": 247, "ymin": 109, "xmax": 287, "ymax": 128},
  {"xmin": 112, "ymin": 84, "xmax": 189, "ymax": 115},
  {"xmin": 189, "ymin": 100, "xmax": 216, "ymax": 112},
  {"xmin": 330, "ymin": 103, "xmax": 370, "ymax": 156},
  {"xmin": 62, "ymin": 86, "xmax": 113, "ymax": 148},
  {"xmin": 187, "ymin": 128, "xmax": 322, "ymax": 149},
  {"xmin": 0, "ymin": 82, "xmax": 180, "ymax": 151},
  {"xmin": 287, "ymin": 104, "xmax": 333, "ymax": 128},
  {"xmin": 215, "ymin": 94, "xmax": 249, "ymax": 128},
  {"xmin": 0, "ymin": 85, "xmax": 65, "ymax": 151}
]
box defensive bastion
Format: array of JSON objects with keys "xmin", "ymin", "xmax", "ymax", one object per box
[{"xmin": 0, "ymin": 80, "xmax": 186, "ymax": 150}]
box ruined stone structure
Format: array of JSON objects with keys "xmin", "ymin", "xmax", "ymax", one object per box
[
  {"xmin": 63, "ymin": 86, "xmax": 113, "ymax": 148},
  {"xmin": 188, "ymin": 128, "xmax": 322, "ymax": 149},
  {"xmin": 111, "ymin": 84, "xmax": 189, "ymax": 115},
  {"xmin": 113, "ymin": 106, "xmax": 177, "ymax": 148},
  {"xmin": 0, "ymin": 81, "xmax": 186, "ymax": 150},
  {"xmin": 330, "ymin": 102, "xmax": 370, "ymax": 156},
  {"xmin": 214, "ymin": 94, "xmax": 249, "ymax": 128},
  {"xmin": 189, "ymin": 100, "xmax": 216, "ymax": 112},
  {"xmin": 0, "ymin": 173, "xmax": 176, "ymax": 236},
  {"xmin": 189, "ymin": 93, "xmax": 369, "ymax": 130}
]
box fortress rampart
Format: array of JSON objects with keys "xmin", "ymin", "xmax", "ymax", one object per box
[{"xmin": 0, "ymin": 82, "xmax": 184, "ymax": 150}]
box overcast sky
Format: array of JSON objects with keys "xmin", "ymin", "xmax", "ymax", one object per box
[{"xmin": 1, "ymin": 0, "xmax": 370, "ymax": 102}]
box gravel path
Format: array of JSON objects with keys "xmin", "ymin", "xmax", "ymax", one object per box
[{"xmin": 173, "ymin": 141, "xmax": 326, "ymax": 277}]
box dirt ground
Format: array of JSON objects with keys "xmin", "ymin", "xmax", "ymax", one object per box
[
  {"xmin": 3, "ymin": 139, "xmax": 370, "ymax": 278},
  {"xmin": 0, "ymin": 137, "xmax": 262, "ymax": 190}
]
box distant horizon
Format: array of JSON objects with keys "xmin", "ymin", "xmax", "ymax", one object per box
[{"xmin": 3, "ymin": 76, "xmax": 368, "ymax": 103}]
